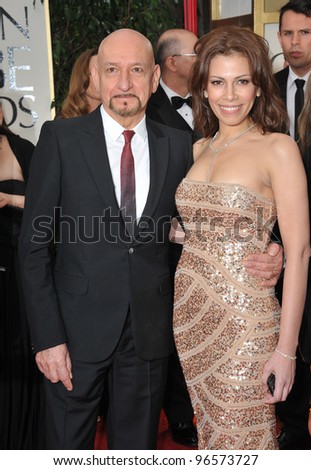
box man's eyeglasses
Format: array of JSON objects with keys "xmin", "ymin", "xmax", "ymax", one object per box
[{"xmin": 172, "ymin": 53, "xmax": 197, "ymax": 57}]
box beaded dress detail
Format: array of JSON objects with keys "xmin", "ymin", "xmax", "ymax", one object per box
[{"xmin": 173, "ymin": 178, "xmax": 280, "ymax": 450}]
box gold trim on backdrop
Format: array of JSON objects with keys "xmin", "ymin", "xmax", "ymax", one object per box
[
  {"xmin": 254, "ymin": 0, "xmax": 286, "ymax": 36},
  {"xmin": 264, "ymin": 0, "xmax": 285, "ymax": 13},
  {"xmin": 211, "ymin": 0, "xmax": 220, "ymax": 20},
  {"xmin": 44, "ymin": 0, "xmax": 55, "ymax": 117},
  {"xmin": 211, "ymin": 0, "xmax": 253, "ymax": 29}
]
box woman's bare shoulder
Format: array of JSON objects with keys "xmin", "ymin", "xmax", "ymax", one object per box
[{"xmin": 267, "ymin": 132, "xmax": 301, "ymax": 161}]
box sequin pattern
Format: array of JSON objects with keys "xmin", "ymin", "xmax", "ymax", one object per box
[{"xmin": 173, "ymin": 179, "xmax": 280, "ymax": 450}]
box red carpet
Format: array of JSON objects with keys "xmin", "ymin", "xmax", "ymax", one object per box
[
  {"xmin": 94, "ymin": 411, "xmax": 284, "ymax": 450},
  {"xmin": 94, "ymin": 410, "xmax": 197, "ymax": 450}
]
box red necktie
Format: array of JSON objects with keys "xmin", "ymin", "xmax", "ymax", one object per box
[{"xmin": 120, "ymin": 130, "xmax": 136, "ymax": 236}]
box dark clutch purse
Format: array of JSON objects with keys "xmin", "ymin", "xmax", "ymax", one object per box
[
  {"xmin": 267, "ymin": 373, "xmax": 275, "ymax": 396},
  {"xmin": 0, "ymin": 204, "xmax": 23, "ymax": 250}
]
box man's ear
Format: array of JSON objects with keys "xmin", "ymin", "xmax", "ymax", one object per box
[
  {"xmin": 151, "ymin": 64, "xmax": 161, "ymax": 93},
  {"xmin": 90, "ymin": 63, "xmax": 100, "ymax": 92},
  {"xmin": 165, "ymin": 56, "xmax": 178, "ymax": 72}
]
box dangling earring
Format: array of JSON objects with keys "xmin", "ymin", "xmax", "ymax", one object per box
[
  {"xmin": 203, "ymin": 90, "xmax": 208, "ymax": 98},
  {"xmin": 256, "ymin": 91, "xmax": 261, "ymax": 97}
]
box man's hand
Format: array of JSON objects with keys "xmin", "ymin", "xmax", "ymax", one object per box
[
  {"xmin": 36, "ymin": 343, "xmax": 73, "ymax": 391},
  {"xmin": 0, "ymin": 192, "xmax": 10, "ymax": 208},
  {"xmin": 169, "ymin": 217, "xmax": 185, "ymax": 244},
  {"xmin": 0, "ymin": 192, "xmax": 25, "ymax": 209},
  {"xmin": 244, "ymin": 242, "xmax": 283, "ymax": 287}
]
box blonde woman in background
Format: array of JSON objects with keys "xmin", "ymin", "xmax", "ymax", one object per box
[{"xmin": 58, "ymin": 47, "xmax": 101, "ymax": 118}]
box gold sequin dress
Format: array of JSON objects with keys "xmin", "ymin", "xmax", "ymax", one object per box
[{"xmin": 173, "ymin": 179, "xmax": 280, "ymax": 450}]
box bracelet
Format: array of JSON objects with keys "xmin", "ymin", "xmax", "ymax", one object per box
[{"xmin": 275, "ymin": 348, "xmax": 296, "ymax": 360}]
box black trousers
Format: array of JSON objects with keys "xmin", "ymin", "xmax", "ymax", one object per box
[
  {"xmin": 44, "ymin": 314, "xmax": 168, "ymax": 449},
  {"xmin": 163, "ymin": 349, "xmax": 194, "ymax": 424},
  {"xmin": 163, "ymin": 242, "xmax": 194, "ymax": 425}
]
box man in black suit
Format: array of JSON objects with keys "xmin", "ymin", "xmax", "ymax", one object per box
[
  {"xmin": 18, "ymin": 29, "xmax": 193, "ymax": 450},
  {"xmin": 275, "ymin": 1, "xmax": 311, "ymax": 140},
  {"xmin": 18, "ymin": 28, "xmax": 284, "ymax": 451},
  {"xmin": 274, "ymin": 0, "xmax": 311, "ymax": 450},
  {"xmin": 147, "ymin": 29, "xmax": 200, "ymax": 143},
  {"xmin": 147, "ymin": 28, "xmax": 198, "ymax": 447}
]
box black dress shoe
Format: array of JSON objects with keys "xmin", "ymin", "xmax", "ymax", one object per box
[
  {"xmin": 278, "ymin": 428, "xmax": 311, "ymax": 450},
  {"xmin": 170, "ymin": 422, "xmax": 198, "ymax": 447}
]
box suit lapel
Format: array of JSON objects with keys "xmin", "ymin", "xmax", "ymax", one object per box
[
  {"xmin": 134, "ymin": 119, "xmax": 170, "ymax": 238},
  {"xmin": 76, "ymin": 110, "xmax": 171, "ymax": 243},
  {"xmin": 275, "ymin": 67, "xmax": 289, "ymax": 106},
  {"xmin": 75, "ymin": 108, "xmax": 123, "ymax": 221},
  {"xmin": 156, "ymin": 86, "xmax": 193, "ymax": 132}
]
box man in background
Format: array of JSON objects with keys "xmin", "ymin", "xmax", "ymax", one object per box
[
  {"xmin": 147, "ymin": 29, "xmax": 200, "ymax": 143},
  {"xmin": 147, "ymin": 29, "xmax": 199, "ymax": 447}
]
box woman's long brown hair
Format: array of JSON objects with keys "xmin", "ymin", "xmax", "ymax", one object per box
[{"xmin": 190, "ymin": 26, "xmax": 288, "ymax": 138}]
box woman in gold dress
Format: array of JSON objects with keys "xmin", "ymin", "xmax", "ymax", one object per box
[{"xmin": 173, "ymin": 26, "xmax": 310, "ymax": 450}]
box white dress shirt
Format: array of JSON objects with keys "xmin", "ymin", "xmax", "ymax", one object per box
[
  {"xmin": 160, "ymin": 78, "xmax": 194, "ymax": 129},
  {"xmin": 286, "ymin": 68, "xmax": 311, "ymax": 140},
  {"xmin": 100, "ymin": 106, "xmax": 150, "ymax": 220}
]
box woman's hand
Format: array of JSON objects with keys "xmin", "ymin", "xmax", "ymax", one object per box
[
  {"xmin": 0, "ymin": 192, "xmax": 25, "ymax": 209},
  {"xmin": 262, "ymin": 349, "xmax": 296, "ymax": 404}
]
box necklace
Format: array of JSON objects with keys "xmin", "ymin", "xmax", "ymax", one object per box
[{"xmin": 209, "ymin": 123, "xmax": 256, "ymax": 154}]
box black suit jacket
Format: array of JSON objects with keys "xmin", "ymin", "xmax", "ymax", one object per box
[
  {"xmin": 274, "ymin": 66, "xmax": 289, "ymax": 108},
  {"xmin": 299, "ymin": 150, "xmax": 311, "ymax": 363},
  {"xmin": 147, "ymin": 84, "xmax": 200, "ymax": 143},
  {"xmin": 273, "ymin": 66, "xmax": 290, "ymax": 251},
  {"xmin": 300, "ymin": 262, "xmax": 311, "ymax": 363},
  {"xmin": 19, "ymin": 107, "xmax": 193, "ymax": 363}
]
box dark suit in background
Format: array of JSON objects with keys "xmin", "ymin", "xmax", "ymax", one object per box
[
  {"xmin": 274, "ymin": 67, "xmax": 288, "ymax": 107},
  {"xmin": 146, "ymin": 29, "xmax": 199, "ymax": 445},
  {"xmin": 147, "ymin": 84, "xmax": 197, "ymax": 434},
  {"xmin": 300, "ymin": 146, "xmax": 311, "ymax": 365},
  {"xmin": 147, "ymin": 84, "xmax": 199, "ymax": 142},
  {"xmin": 300, "ymin": 144, "xmax": 311, "ymax": 363}
]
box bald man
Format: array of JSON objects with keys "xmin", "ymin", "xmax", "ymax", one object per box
[
  {"xmin": 147, "ymin": 28, "xmax": 200, "ymax": 143},
  {"xmin": 19, "ymin": 28, "xmax": 193, "ymax": 450}
]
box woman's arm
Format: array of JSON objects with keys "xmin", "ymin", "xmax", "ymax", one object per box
[{"xmin": 263, "ymin": 135, "xmax": 310, "ymax": 404}]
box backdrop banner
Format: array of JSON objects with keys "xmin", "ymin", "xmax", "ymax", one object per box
[{"xmin": 0, "ymin": 0, "xmax": 54, "ymax": 144}]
